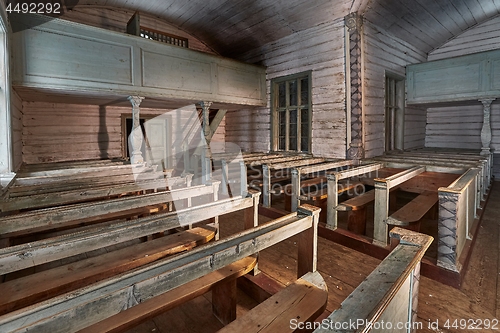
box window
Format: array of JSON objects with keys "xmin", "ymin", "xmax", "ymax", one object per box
[
  {"xmin": 271, "ymin": 71, "xmax": 312, "ymax": 152},
  {"xmin": 384, "ymin": 73, "xmax": 405, "ymax": 152}
]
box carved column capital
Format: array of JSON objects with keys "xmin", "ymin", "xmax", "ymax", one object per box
[
  {"xmin": 345, "ymin": 12, "xmax": 363, "ymax": 32},
  {"xmin": 128, "ymin": 96, "xmax": 144, "ymax": 109}
]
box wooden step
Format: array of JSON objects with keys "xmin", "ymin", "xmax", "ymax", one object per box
[{"xmin": 0, "ymin": 226, "xmax": 216, "ymax": 315}]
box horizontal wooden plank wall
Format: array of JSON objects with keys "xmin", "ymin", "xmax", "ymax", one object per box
[
  {"xmin": 362, "ymin": 21, "xmax": 427, "ymax": 157},
  {"xmin": 21, "ymin": 102, "xmax": 225, "ymax": 165},
  {"xmin": 428, "ymin": 15, "xmax": 500, "ymax": 61},
  {"xmin": 226, "ymin": 19, "xmax": 347, "ymax": 157},
  {"xmin": 56, "ymin": 5, "xmax": 217, "ymax": 55},
  {"xmin": 11, "ymin": 90, "xmax": 22, "ymax": 171},
  {"xmin": 425, "ymin": 16, "xmax": 500, "ymax": 178},
  {"xmin": 425, "ymin": 104, "xmax": 484, "ymax": 150}
]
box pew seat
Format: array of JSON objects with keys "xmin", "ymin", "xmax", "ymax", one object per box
[
  {"xmin": 217, "ymin": 271, "xmax": 328, "ymax": 333},
  {"xmin": 386, "ymin": 191, "xmax": 438, "ymax": 231}
]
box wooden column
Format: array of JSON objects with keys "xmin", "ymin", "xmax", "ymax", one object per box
[
  {"xmin": 128, "ymin": 96, "xmax": 145, "ymax": 164},
  {"xmin": 373, "ymin": 180, "xmax": 389, "ymax": 246},
  {"xmin": 480, "ymin": 98, "xmax": 495, "ymax": 155},
  {"xmin": 199, "ymin": 101, "xmax": 212, "ymax": 184},
  {"xmin": 345, "ymin": 12, "xmax": 364, "ymax": 164}
]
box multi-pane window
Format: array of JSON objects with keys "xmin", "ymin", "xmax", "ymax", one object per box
[
  {"xmin": 384, "ymin": 73, "xmax": 405, "ymax": 152},
  {"xmin": 272, "ymin": 72, "xmax": 311, "ymax": 152}
]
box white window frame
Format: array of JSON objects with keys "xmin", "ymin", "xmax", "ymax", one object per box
[{"xmin": 271, "ymin": 71, "xmax": 312, "ymax": 153}]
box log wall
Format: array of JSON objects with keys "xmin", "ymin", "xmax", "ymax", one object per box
[
  {"xmin": 428, "ymin": 15, "xmax": 500, "ymax": 61},
  {"xmin": 11, "ymin": 90, "xmax": 22, "ymax": 171},
  {"xmin": 226, "ymin": 19, "xmax": 347, "ymax": 157},
  {"xmin": 362, "ymin": 21, "xmax": 427, "ymax": 157},
  {"xmin": 21, "ymin": 102, "xmax": 225, "ymax": 165},
  {"xmin": 425, "ymin": 16, "xmax": 500, "ymax": 178}
]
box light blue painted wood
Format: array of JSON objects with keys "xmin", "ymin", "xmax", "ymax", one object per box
[
  {"xmin": 11, "ymin": 14, "xmax": 266, "ymax": 107},
  {"xmin": 407, "ymin": 49, "xmax": 500, "ymax": 104}
]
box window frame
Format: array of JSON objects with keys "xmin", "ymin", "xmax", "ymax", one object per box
[
  {"xmin": 270, "ymin": 71, "xmax": 312, "ymax": 153},
  {"xmin": 384, "ymin": 71, "xmax": 405, "ymax": 152}
]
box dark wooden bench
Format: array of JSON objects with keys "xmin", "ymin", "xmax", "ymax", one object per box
[
  {"xmin": 287, "ymin": 178, "xmax": 363, "ymax": 223},
  {"xmin": 217, "ymin": 271, "xmax": 327, "ymax": 333},
  {"xmin": 0, "ymin": 226, "xmax": 216, "ymax": 315},
  {"xmin": 386, "ymin": 191, "xmax": 438, "ymax": 232},
  {"xmin": 336, "ymin": 189, "xmax": 375, "ymax": 234}
]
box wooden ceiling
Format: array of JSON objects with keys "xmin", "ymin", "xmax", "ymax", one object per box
[{"xmin": 68, "ymin": 0, "xmax": 500, "ymax": 59}]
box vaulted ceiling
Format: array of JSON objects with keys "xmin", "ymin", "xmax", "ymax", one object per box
[{"xmin": 68, "ymin": 0, "xmax": 500, "ymax": 58}]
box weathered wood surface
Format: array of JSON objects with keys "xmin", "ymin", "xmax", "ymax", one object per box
[
  {"xmin": 437, "ymin": 168, "xmax": 480, "ymax": 272},
  {"xmin": 0, "ymin": 226, "xmax": 216, "ymax": 315},
  {"xmin": 0, "ymin": 182, "xmax": 218, "ymax": 237},
  {"xmin": 373, "ymin": 166, "xmax": 425, "ymax": 245},
  {"xmin": 1, "ymin": 175, "xmax": 191, "ymax": 212},
  {"xmin": 12, "ymin": 14, "xmax": 266, "ymax": 108},
  {"xmin": 386, "ymin": 191, "xmax": 438, "ymax": 226},
  {"xmin": 75, "ymin": 256, "xmax": 257, "ymax": 333},
  {"xmin": 313, "ymin": 228, "xmax": 433, "ymax": 333},
  {"xmin": 0, "ymin": 207, "xmax": 317, "ymax": 333},
  {"xmin": 0, "ymin": 194, "xmax": 251, "ymax": 275},
  {"xmin": 218, "ymin": 271, "xmax": 327, "ymax": 333}
]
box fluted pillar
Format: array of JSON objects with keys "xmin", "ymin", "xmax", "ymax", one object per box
[{"xmin": 480, "ymin": 98, "xmax": 495, "ymax": 155}]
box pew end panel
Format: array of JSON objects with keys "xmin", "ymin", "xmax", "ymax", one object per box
[{"xmin": 313, "ymin": 227, "xmax": 433, "ymax": 333}]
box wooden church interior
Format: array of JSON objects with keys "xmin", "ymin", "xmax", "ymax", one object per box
[{"xmin": 1, "ymin": 0, "xmax": 500, "ymax": 332}]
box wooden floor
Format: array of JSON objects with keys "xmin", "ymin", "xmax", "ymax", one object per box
[{"xmin": 125, "ymin": 184, "xmax": 500, "ymax": 333}]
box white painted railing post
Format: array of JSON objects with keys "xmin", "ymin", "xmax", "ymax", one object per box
[
  {"xmin": 373, "ymin": 180, "xmax": 389, "ymax": 246},
  {"xmin": 262, "ymin": 164, "xmax": 271, "ymax": 207},
  {"xmin": 128, "ymin": 96, "xmax": 145, "ymax": 164},
  {"xmin": 480, "ymin": 98, "xmax": 495, "ymax": 156},
  {"xmin": 326, "ymin": 174, "xmax": 338, "ymax": 230},
  {"xmin": 199, "ymin": 101, "xmax": 212, "ymax": 185},
  {"xmin": 290, "ymin": 168, "xmax": 300, "ymax": 212}
]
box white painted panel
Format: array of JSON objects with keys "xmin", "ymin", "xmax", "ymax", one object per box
[
  {"xmin": 23, "ymin": 28, "xmax": 133, "ymax": 85},
  {"xmin": 217, "ymin": 64, "xmax": 263, "ymax": 100},
  {"xmin": 141, "ymin": 50, "xmax": 212, "ymax": 93}
]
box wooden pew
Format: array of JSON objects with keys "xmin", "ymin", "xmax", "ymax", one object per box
[
  {"xmin": 0, "ymin": 205, "xmax": 322, "ymax": 333},
  {"xmin": 0, "ymin": 173, "xmax": 192, "ymax": 212},
  {"xmin": 386, "ymin": 190, "xmax": 438, "ymax": 232},
  {"xmin": 261, "ymin": 157, "xmax": 328, "ymax": 207},
  {"xmin": 336, "ymin": 189, "xmax": 375, "ymax": 235},
  {"xmin": 313, "ymin": 227, "xmax": 433, "ymax": 333},
  {"xmin": 0, "ymin": 226, "xmax": 216, "ymax": 315},
  {"xmin": 325, "ymin": 163, "xmax": 384, "ymax": 230},
  {"xmin": 373, "ymin": 166, "xmax": 426, "ymax": 246},
  {"xmin": 290, "ymin": 160, "xmax": 354, "ymax": 213},
  {"xmin": 0, "ymin": 181, "xmax": 219, "ymax": 240}
]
